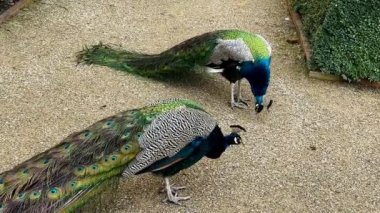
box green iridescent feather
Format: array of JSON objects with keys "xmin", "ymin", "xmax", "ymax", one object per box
[
  {"xmin": 76, "ymin": 29, "xmax": 271, "ymax": 80},
  {"xmin": 221, "ymin": 30, "xmax": 271, "ymax": 60}
]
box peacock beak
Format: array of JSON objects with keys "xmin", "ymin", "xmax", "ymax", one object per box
[
  {"xmin": 255, "ymin": 99, "xmax": 273, "ymax": 113},
  {"xmin": 254, "ymin": 95, "xmax": 264, "ymax": 113},
  {"xmin": 255, "ymin": 104, "xmax": 264, "ymax": 113}
]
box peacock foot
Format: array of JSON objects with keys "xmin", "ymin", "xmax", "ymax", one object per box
[
  {"xmin": 234, "ymin": 95, "xmax": 251, "ymax": 103},
  {"xmin": 159, "ymin": 185, "xmax": 186, "ymax": 194},
  {"xmin": 162, "ymin": 178, "xmax": 190, "ymax": 205},
  {"xmin": 231, "ymin": 101, "xmax": 249, "ymax": 109},
  {"xmin": 163, "ymin": 191, "xmax": 191, "ymax": 205}
]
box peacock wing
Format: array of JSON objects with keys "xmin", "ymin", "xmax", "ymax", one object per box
[{"xmin": 122, "ymin": 107, "xmax": 217, "ymax": 177}]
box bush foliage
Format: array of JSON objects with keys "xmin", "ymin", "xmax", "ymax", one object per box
[{"xmin": 292, "ymin": 0, "xmax": 380, "ymax": 81}]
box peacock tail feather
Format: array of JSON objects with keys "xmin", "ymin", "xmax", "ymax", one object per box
[
  {"xmin": 76, "ymin": 32, "xmax": 218, "ymax": 80},
  {"xmin": 77, "ymin": 29, "xmax": 271, "ymax": 80},
  {"xmin": 0, "ymin": 99, "xmax": 204, "ymax": 213}
]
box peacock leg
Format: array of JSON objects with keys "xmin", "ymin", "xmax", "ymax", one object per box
[
  {"xmin": 230, "ymin": 83, "xmax": 235, "ymax": 107},
  {"xmin": 162, "ymin": 177, "xmax": 190, "ymax": 205},
  {"xmin": 231, "ymin": 83, "xmax": 248, "ymax": 109},
  {"xmin": 236, "ymin": 80, "xmax": 250, "ymax": 103}
]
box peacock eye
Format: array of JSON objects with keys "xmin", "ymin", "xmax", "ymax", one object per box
[{"xmin": 233, "ymin": 137, "xmax": 241, "ymax": 144}]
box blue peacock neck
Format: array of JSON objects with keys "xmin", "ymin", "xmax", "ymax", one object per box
[
  {"xmin": 240, "ymin": 58, "xmax": 271, "ymax": 104},
  {"xmin": 205, "ymin": 126, "xmax": 239, "ymax": 159},
  {"xmin": 240, "ymin": 58, "xmax": 271, "ymax": 81}
]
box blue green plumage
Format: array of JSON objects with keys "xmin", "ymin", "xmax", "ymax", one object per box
[
  {"xmin": 0, "ymin": 99, "xmax": 243, "ymax": 212},
  {"xmin": 77, "ymin": 29, "xmax": 272, "ymax": 112}
]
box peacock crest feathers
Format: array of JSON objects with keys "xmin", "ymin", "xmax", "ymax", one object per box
[{"xmin": 0, "ymin": 99, "xmax": 203, "ymax": 212}]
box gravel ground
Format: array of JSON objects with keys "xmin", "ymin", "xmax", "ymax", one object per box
[{"xmin": 0, "ymin": 0, "xmax": 379, "ymax": 212}]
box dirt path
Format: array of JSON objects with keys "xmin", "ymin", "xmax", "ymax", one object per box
[{"xmin": 0, "ymin": 0, "xmax": 379, "ymax": 212}]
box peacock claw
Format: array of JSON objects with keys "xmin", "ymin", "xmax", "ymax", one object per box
[
  {"xmin": 171, "ymin": 186, "xmax": 187, "ymax": 192},
  {"xmin": 163, "ymin": 193, "xmax": 191, "ymax": 205},
  {"xmin": 159, "ymin": 185, "xmax": 186, "ymax": 194},
  {"xmin": 163, "ymin": 178, "xmax": 190, "ymax": 205},
  {"xmin": 234, "ymin": 95, "xmax": 251, "ymax": 103},
  {"xmin": 231, "ymin": 101, "xmax": 249, "ymax": 109},
  {"xmin": 238, "ymin": 99, "xmax": 249, "ymax": 106}
]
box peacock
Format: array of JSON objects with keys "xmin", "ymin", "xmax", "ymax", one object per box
[
  {"xmin": 77, "ymin": 29, "xmax": 273, "ymax": 112},
  {"xmin": 0, "ymin": 99, "xmax": 245, "ymax": 212}
]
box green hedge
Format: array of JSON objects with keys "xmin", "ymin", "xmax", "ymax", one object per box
[{"xmin": 292, "ymin": 0, "xmax": 380, "ymax": 82}]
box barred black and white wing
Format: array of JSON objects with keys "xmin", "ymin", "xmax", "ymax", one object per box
[{"xmin": 121, "ymin": 107, "xmax": 217, "ymax": 177}]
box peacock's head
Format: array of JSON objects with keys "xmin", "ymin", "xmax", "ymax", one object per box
[
  {"xmin": 226, "ymin": 125, "xmax": 246, "ymax": 145},
  {"xmin": 239, "ymin": 59, "xmax": 273, "ymax": 113}
]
